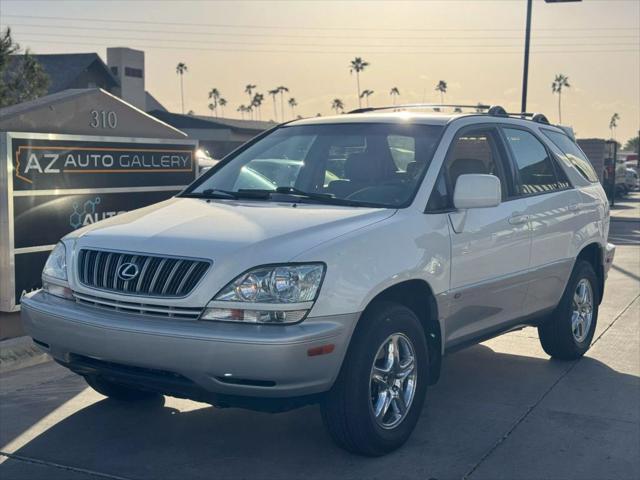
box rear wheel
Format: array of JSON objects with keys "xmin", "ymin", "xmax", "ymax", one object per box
[
  {"xmin": 84, "ymin": 375, "xmax": 164, "ymax": 404},
  {"xmin": 538, "ymin": 260, "xmax": 599, "ymax": 360},
  {"xmin": 321, "ymin": 301, "xmax": 428, "ymax": 456}
]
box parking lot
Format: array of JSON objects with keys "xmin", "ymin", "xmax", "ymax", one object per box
[{"xmin": 1, "ymin": 194, "xmax": 638, "ymax": 480}]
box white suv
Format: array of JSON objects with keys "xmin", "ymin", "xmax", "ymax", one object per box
[{"xmin": 22, "ymin": 106, "xmax": 615, "ymax": 456}]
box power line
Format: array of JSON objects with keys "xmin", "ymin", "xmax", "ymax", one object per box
[
  {"xmin": 13, "ymin": 37, "xmax": 639, "ymax": 55},
  {"xmin": 4, "ymin": 22, "xmax": 639, "ymax": 41},
  {"xmin": 4, "ymin": 14, "xmax": 640, "ymax": 32},
  {"xmin": 10, "ymin": 30, "xmax": 639, "ymax": 49}
]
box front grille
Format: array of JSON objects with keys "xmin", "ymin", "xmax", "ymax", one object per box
[
  {"xmin": 74, "ymin": 292, "xmax": 203, "ymax": 319},
  {"xmin": 77, "ymin": 249, "xmax": 210, "ymax": 297}
]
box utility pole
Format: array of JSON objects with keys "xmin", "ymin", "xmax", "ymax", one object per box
[{"xmin": 521, "ymin": 0, "xmax": 582, "ymax": 113}]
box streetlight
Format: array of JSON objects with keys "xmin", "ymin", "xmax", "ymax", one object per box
[{"xmin": 521, "ymin": 0, "xmax": 582, "ymax": 113}]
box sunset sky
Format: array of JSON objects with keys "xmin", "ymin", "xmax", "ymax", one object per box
[{"xmin": 2, "ymin": 0, "xmax": 639, "ymax": 143}]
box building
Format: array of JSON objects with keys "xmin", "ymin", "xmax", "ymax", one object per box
[
  {"xmin": 149, "ymin": 111, "xmax": 276, "ymax": 158},
  {"xmin": 9, "ymin": 48, "xmax": 165, "ymax": 113},
  {"xmin": 7, "ymin": 47, "xmax": 274, "ymax": 157}
]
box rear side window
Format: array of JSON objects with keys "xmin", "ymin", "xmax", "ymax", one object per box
[
  {"xmin": 504, "ymin": 128, "xmax": 562, "ymax": 195},
  {"xmin": 542, "ymin": 130, "xmax": 599, "ymax": 183}
]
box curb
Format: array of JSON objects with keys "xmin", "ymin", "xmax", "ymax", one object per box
[{"xmin": 0, "ymin": 336, "xmax": 50, "ymax": 373}]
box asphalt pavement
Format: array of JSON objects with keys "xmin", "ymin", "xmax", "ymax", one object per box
[{"xmin": 1, "ymin": 194, "xmax": 638, "ymax": 480}]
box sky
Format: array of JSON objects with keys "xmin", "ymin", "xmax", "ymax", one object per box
[{"xmin": 2, "ymin": 0, "xmax": 639, "ymax": 144}]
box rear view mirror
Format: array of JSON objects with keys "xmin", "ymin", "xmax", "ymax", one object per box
[{"xmin": 453, "ymin": 174, "xmax": 501, "ymax": 209}]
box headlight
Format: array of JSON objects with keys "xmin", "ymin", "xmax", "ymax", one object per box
[
  {"xmin": 42, "ymin": 242, "xmax": 67, "ymax": 281},
  {"xmin": 201, "ymin": 263, "xmax": 325, "ymax": 324}
]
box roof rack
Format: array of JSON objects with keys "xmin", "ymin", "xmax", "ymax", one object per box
[{"xmin": 347, "ymin": 103, "xmax": 552, "ymax": 125}]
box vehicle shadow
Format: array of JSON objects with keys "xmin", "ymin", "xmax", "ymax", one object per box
[{"xmin": 2, "ymin": 343, "xmax": 638, "ymax": 480}]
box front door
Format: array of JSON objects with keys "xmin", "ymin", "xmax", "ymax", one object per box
[{"xmin": 433, "ymin": 126, "xmax": 532, "ymax": 348}]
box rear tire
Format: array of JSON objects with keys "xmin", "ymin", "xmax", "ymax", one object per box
[
  {"xmin": 321, "ymin": 301, "xmax": 429, "ymax": 456},
  {"xmin": 538, "ymin": 260, "xmax": 599, "ymax": 360},
  {"xmin": 85, "ymin": 375, "xmax": 164, "ymax": 404}
]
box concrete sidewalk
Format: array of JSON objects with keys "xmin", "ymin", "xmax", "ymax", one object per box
[{"xmin": 0, "ymin": 220, "xmax": 638, "ymax": 479}]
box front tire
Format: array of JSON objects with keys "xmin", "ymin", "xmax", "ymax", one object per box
[
  {"xmin": 321, "ymin": 301, "xmax": 428, "ymax": 456},
  {"xmin": 538, "ymin": 260, "xmax": 599, "ymax": 360}
]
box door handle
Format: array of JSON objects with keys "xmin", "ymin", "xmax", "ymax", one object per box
[
  {"xmin": 568, "ymin": 203, "xmax": 581, "ymax": 212},
  {"xmin": 508, "ymin": 213, "xmax": 529, "ymax": 225}
]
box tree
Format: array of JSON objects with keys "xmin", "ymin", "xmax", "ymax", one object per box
[
  {"xmin": 350, "ymin": 57, "xmax": 370, "ymax": 108},
  {"xmin": 609, "ymin": 113, "xmax": 620, "ymax": 140},
  {"xmin": 435, "ymin": 80, "xmax": 447, "ymax": 103},
  {"xmin": 623, "ymin": 136, "xmax": 639, "ymax": 152},
  {"xmin": 389, "ymin": 87, "xmax": 400, "ymax": 105},
  {"xmin": 277, "ymin": 86, "xmax": 289, "ymax": 122},
  {"xmin": 252, "ymin": 92, "xmax": 264, "ymax": 120},
  {"xmin": 208, "ymin": 87, "xmax": 220, "ymax": 117},
  {"xmin": 218, "ymin": 98, "xmax": 227, "ymax": 117},
  {"xmin": 208, "ymin": 103, "xmax": 215, "ymax": 117},
  {"xmin": 237, "ymin": 105, "xmax": 246, "ymax": 119},
  {"xmin": 551, "ymin": 74, "xmax": 570, "ymax": 123},
  {"xmin": 0, "ymin": 28, "xmax": 49, "ymax": 108},
  {"xmin": 331, "ymin": 98, "xmax": 345, "ymax": 114},
  {"xmin": 245, "ymin": 84, "xmax": 257, "ymax": 115},
  {"xmin": 268, "ymin": 88, "xmax": 280, "ymax": 121},
  {"xmin": 176, "ymin": 62, "xmax": 188, "ymax": 114},
  {"xmin": 288, "ymin": 97, "xmax": 297, "ymax": 119},
  {"xmin": 360, "ymin": 89, "xmax": 374, "ymax": 107}
]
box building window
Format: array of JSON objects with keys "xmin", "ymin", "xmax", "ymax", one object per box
[
  {"xmin": 110, "ymin": 66, "xmax": 118, "ymax": 76},
  {"xmin": 124, "ymin": 67, "xmax": 143, "ymax": 78}
]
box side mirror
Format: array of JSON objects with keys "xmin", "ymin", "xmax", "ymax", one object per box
[{"xmin": 453, "ymin": 174, "xmax": 501, "ymax": 209}]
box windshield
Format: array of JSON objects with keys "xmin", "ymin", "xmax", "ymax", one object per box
[{"xmin": 185, "ymin": 123, "xmax": 444, "ymax": 208}]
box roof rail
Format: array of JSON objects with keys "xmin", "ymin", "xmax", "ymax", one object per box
[
  {"xmin": 348, "ymin": 103, "xmax": 490, "ymax": 114},
  {"xmin": 347, "ymin": 103, "xmax": 554, "ymax": 124}
]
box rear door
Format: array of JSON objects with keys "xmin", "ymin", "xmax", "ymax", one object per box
[
  {"xmin": 429, "ymin": 126, "xmax": 531, "ymax": 348},
  {"xmin": 501, "ymin": 127, "xmax": 581, "ymax": 317}
]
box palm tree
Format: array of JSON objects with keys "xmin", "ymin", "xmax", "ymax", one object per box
[
  {"xmin": 208, "ymin": 88, "xmax": 221, "ymax": 117},
  {"xmin": 208, "ymin": 103, "xmax": 215, "ymax": 117},
  {"xmin": 277, "ymin": 86, "xmax": 289, "ymax": 121},
  {"xmin": 288, "ymin": 98, "xmax": 298, "ymax": 119},
  {"xmin": 219, "ymin": 98, "xmax": 227, "ymax": 117},
  {"xmin": 237, "ymin": 105, "xmax": 246, "ymax": 120},
  {"xmin": 268, "ymin": 88, "xmax": 280, "ymax": 121},
  {"xmin": 435, "ymin": 80, "xmax": 447, "ymax": 104},
  {"xmin": 389, "ymin": 87, "xmax": 400, "ymax": 105},
  {"xmin": 609, "ymin": 113, "xmax": 620, "ymax": 140},
  {"xmin": 245, "ymin": 84, "xmax": 256, "ymax": 108},
  {"xmin": 551, "ymin": 74, "xmax": 570, "ymax": 123},
  {"xmin": 360, "ymin": 89, "xmax": 374, "ymax": 107},
  {"xmin": 331, "ymin": 98, "xmax": 345, "ymax": 114},
  {"xmin": 252, "ymin": 93, "xmax": 264, "ymax": 120},
  {"xmin": 349, "ymin": 57, "xmax": 370, "ymax": 108},
  {"xmin": 176, "ymin": 62, "xmax": 188, "ymax": 114}
]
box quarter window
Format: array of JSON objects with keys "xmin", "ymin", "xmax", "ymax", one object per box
[
  {"xmin": 542, "ymin": 130, "xmax": 599, "ymax": 183},
  {"xmin": 504, "ymin": 128, "xmax": 561, "ymax": 195}
]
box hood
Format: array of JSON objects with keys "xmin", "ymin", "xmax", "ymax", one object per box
[{"xmin": 68, "ymin": 197, "xmax": 395, "ymax": 263}]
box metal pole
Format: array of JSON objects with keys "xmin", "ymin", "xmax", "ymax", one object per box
[{"xmin": 521, "ymin": 0, "xmax": 533, "ymax": 113}]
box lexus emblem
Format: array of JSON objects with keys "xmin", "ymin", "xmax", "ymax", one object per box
[{"xmin": 117, "ymin": 262, "xmax": 140, "ymax": 282}]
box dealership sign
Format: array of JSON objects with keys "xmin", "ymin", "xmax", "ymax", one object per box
[{"xmin": 1, "ymin": 133, "xmax": 197, "ymax": 311}]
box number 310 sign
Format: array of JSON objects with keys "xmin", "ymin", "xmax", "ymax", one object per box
[{"xmin": 89, "ymin": 110, "xmax": 118, "ymax": 129}]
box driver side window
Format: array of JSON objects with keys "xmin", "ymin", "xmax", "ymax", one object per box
[{"xmin": 427, "ymin": 129, "xmax": 506, "ymax": 211}]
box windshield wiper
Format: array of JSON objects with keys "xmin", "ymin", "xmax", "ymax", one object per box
[
  {"xmin": 183, "ymin": 189, "xmax": 238, "ymax": 199},
  {"xmin": 239, "ymin": 187, "xmax": 367, "ymax": 207}
]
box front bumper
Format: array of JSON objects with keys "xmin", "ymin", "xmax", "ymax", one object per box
[{"xmin": 21, "ymin": 290, "xmax": 357, "ymax": 400}]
